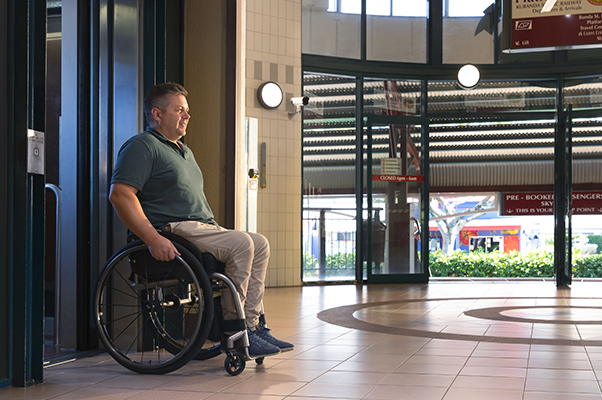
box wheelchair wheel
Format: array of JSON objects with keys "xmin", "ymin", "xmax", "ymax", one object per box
[
  {"xmin": 224, "ymin": 351, "xmax": 246, "ymax": 376},
  {"xmin": 94, "ymin": 240, "xmax": 214, "ymax": 374},
  {"xmin": 194, "ymin": 340, "xmax": 222, "ymax": 360}
]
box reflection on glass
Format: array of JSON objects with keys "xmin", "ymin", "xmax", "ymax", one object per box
[
  {"xmin": 564, "ymin": 76, "xmax": 602, "ymax": 111},
  {"xmin": 364, "ymin": 79, "xmax": 422, "ymax": 116},
  {"xmin": 428, "ymin": 79, "xmax": 557, "ymax": 114},
  {"xmin": 302, "ymin": 72, "xmax": 358, "ymax": 282},
  {"xmin": 369, "ymin": 122, "xmax": 423, "ymax": 275}
]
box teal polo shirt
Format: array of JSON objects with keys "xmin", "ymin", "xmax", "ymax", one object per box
[{"xmin": 111, "ymin": 128, "xmax": 216, "ymax": 228}]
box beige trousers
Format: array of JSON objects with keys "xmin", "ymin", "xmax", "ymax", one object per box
[{"xmin": 164, "ymin": 221, "xmax": 269, "ymax": 328}]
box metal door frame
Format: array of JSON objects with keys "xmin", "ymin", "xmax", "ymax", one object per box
[{"xmin": 364, "ymin": 114, "xmax": 429, "ymax": 283}]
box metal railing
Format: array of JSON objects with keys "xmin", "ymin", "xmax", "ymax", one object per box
[{"xmin": 45, "ymin": 183, "xmax": 61, "ymax": 346}]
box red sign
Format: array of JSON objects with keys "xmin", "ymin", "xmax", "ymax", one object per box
[
  {"xmin": 372, "ymin": 175, "xmax": 424, "ymax": 183},
  {"xmin": 502, "ymin": 192, "xmax": 602, "ymax": 215},
  {"xmin": 507, "ymin": 0, "xmax": 602, "ymax": 52}
]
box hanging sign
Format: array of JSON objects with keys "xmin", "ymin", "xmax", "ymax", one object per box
[
  {"xmin": 504, "ymin": 0, "xmax": 602, "ymax": 53},
  {"xmin": 381, "ymin": 158, "xmax": 402, "ymax": 175}
]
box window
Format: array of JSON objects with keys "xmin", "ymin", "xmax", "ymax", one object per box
[
  {"xmin": 328, "ymin": 0, "xmax": 428, "ymax": 17},
  {"xmin": 447, "ymin": 0, "xmax": 494, "ymax": 17},
  {"xmin": 327, "ymin": 0, "xmax": 494, "ymax": 17}
]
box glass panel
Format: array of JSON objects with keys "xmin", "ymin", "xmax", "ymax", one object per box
[
  {"xmin": 446, "ymin": 0, "xmax": 495, "ymax": 17},
  {"xmin": 426, "ymin": 79, "xmax": 565, "ymax": 278},
  {"xmin": 367, "ymin": 3, "xmax": 427, "ymax": 62},
  {"xmin": 564, "ymin": 76, "xmax": 602, "ymax": 111},
  {"xmin": 302, "ymin": 73, "xmax": 358, "ymax": 282},
  {"xmin": 302, "ymin": 0, "xmax": 361, "ymax": 59},
  {"xmin": 393, "ymin": 0, "xmax": 427, "ymax": 17},
  {"xmin": 567, "ymin": 47, "xmax": 602, "ymax": 62},
  {"xmin": 563, "ymin": 77, "xmax": 602, "ymax": 255},
  {"xmin": 364, "ymin": 78, "xmax": 422, "ymax": 116},
  {"xmin": 369, "ymin": 122, "xmax": 424, "ymax": 276},
  {"xmin": 428, "ymin": 79, "xmax": 557, "ymax": 114},
  {"xmin": 442, "ymin": 0, "xmax": 494, "ymax": 64}
]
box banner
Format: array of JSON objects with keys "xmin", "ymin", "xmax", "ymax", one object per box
[
  {"xmin": 502, "ymin": 191, "xmax": 602, "ymax": 215},
  {"xmin": 505, "ymin": 0, "xmax": 602, "ymax": 52}
]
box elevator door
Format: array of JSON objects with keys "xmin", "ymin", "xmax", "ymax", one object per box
[{"xmin": 365, "ymin": 115, "xmax": 428, "ymax": 283}]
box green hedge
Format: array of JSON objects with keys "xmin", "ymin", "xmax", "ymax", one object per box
[
  {"xmin": 303, "ymin": 251, "xmax": 602, "ymax": 278},
  {"xmin": 430, "ymin": 250, "xmax": 602, "ymax": 278}
]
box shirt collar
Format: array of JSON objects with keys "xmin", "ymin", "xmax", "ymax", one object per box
[{"xmin": 146, "ymin": 127, "xmax": 188, "ymax": 153}]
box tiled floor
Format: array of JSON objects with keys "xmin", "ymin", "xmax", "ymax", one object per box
[{"xmin": 4, "ymin": 281, "xmax": 602, "ymax": 399}]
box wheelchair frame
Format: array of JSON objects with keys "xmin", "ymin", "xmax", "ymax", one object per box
[{"xmin": 93, "ymin": 231, "xmax": 264, "ymax": 375}]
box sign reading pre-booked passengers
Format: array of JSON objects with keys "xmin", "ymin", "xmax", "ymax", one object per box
[
  {"xmin": 504, "ymin": 0, "xmax": 602, "ymax": 52},
  {"xmin": 502, "ymin": 192, "xmax": 602, "ymax": 215}
]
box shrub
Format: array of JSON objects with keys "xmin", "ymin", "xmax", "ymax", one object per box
[
  {"xmin": 430, "ymin": 250, "xmax": 602, "ymax": 278},
  {"xmin": 304, "ymin": 251, "xmax": 602, "ymax": 279}
]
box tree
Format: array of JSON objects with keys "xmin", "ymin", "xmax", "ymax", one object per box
[{"xmin": 430, "ymin": 195, "xmax": 496, "ymax": 254}]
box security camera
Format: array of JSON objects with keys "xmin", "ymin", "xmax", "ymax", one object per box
[
  {"xmin": 289, "ymin": 96, "xmax": 309, "ymax": 118},
  {"xmin": 291, "ymin": 96, "xmax": 309, "ymax": 107}
]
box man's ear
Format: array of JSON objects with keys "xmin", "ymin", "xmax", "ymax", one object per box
[{"xmin": 151, "ymin": 107, "xmax": 162, "ymax": 123}]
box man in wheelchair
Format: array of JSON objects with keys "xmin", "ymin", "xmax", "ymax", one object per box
[{"xmin": 108, "ymin": 82, "xmax": 293, "ymax": 358}]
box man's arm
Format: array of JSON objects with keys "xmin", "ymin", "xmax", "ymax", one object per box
[{"xmin": 109, "ymin": 182, "xmax": 180, "ymax": 261}]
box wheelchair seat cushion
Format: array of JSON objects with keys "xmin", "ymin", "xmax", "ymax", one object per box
[{"xmin": 127, "ymin": 230, "xmax": 226, "ymax": 275}]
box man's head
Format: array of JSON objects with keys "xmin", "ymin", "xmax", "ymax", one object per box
[
  {"xmin": 144, "ymin": 82, "xmax": 190, "ymax": 142},
  {"xmin": 144, "ymin": 82, "xmax": 188, "ymax": 124}
]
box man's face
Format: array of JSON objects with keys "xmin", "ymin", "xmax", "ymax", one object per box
[{"xmin": 154, "ymin": 94, "xmax": 190, "ymax": 142}]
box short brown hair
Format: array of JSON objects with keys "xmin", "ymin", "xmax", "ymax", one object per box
[{"xmin": 143, "ymin": 82, "xmax": 188, "ymax": 125}]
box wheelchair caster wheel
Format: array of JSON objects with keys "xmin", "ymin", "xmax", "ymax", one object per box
[
  {"xmin": 255, "ymin": 357, "xmax": 264, "ymax": 365},
  {"xmin": 224, "ymin": 351, "xmax": 245, "ymax": 376}
]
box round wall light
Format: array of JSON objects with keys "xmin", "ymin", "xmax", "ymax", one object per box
[
  {"xmin": 257, "ymin": 81, "xmax": 283, "ymax": 109},
  {"xmin": 457, "ymin": 64, "xmax": 481, "ymax": 90}
]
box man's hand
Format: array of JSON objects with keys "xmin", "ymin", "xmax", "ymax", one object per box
[
  {"xmin": 109, "ymin": 182, "xmax": 181, "ymax": 262},
  {"xmin": 147, "ymin": 234, "xmax": 181, "ymax": 261}
]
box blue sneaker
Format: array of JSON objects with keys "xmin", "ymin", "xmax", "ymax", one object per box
[
  {"xmin": 247, "ymin": 328, "xmax": 281, "ymax": 358},
  {"xmin": 255, "ymin": 323, "xmax": 295, "ymax": 352}
]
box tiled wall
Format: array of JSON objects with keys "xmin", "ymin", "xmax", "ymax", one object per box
[{"xmin": 245, "ymin": 0, "xmax": 303, "ymax": 287}]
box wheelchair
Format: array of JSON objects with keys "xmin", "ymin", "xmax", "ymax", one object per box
[{"xmin": 93, "ymin": 230, "xmax": 265, "ymax": 375}]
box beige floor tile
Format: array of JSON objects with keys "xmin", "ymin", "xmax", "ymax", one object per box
[
  {"xmin": 290, "ymin": 381, "xmax": 375, "ymax": 398},
  {"xmin": 524, "ymin": 392, "xmax": 602, "ymax": 400},
  {"xmin": 459, "ymin": 365, "xmax": 527, "ymax": 378},
  {"xmin": 451, "ymin": 375, "xmax": 526, "ymax": 391},
  {"xmin": 365, "ymin": 385, "xmax": 448, "ymax": 400},
  {"xmin": 394, "ymin": 362, "xmax": 464, "ymax": 376},
  {"xmin": 220, "ymin": 379, "xmax": 307, "ymax": 396},
  {"xmin": 380, "ymin": 373, "xmax": 456, "ymax": 387},
  {"xmin": 443, "ymin": 387, "xmax": 524, "ymax": 400},
  {"xmin": 526, "ymin": 368, "xmax": 597, "ymax": 381},
  {"xmin": 465, "ymin": 357, "xmax": 528, "ymax": 368},
  {"xmin": 525, "ymin": 378, "xmax": 601, "ymax": 394},
  {"xmin": 312, "ymin": 370, "xmax": 389, "ymax": 385}
]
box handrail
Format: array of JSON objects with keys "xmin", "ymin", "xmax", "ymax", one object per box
[{"xmin": 45, "ymin": 183, "xmax": 61, "ymax": 347}]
